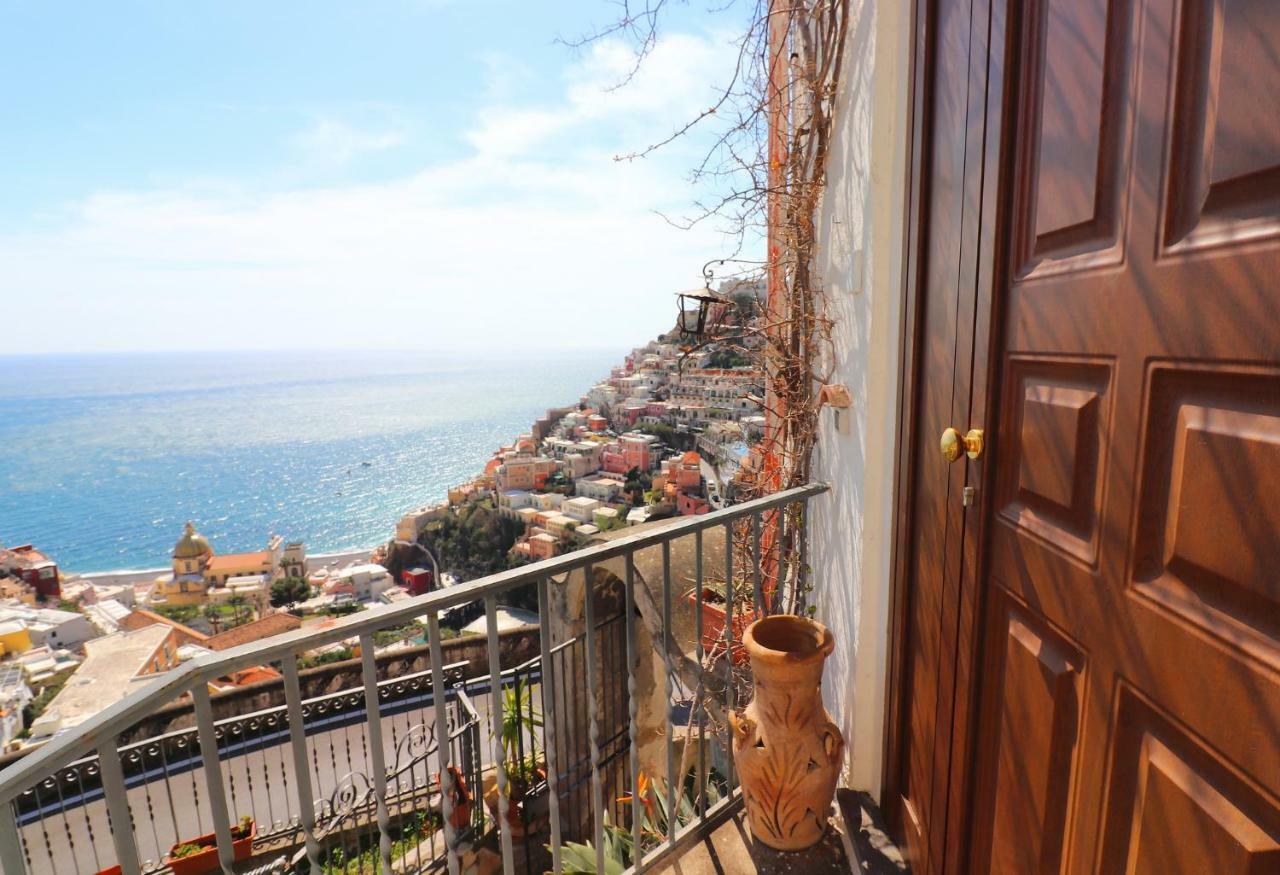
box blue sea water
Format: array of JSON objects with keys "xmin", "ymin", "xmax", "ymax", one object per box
[{"xmin": 0, "ymin": 349, "xmax": 619, "ymax": 573}]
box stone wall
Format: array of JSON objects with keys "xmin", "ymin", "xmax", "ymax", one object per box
[{"xmin": 123, "ymin": 625, "xmax": 540, "ymax": 742}]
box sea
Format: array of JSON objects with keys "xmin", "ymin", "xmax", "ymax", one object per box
[{"xmin": 0, "ymin": 349, "xmax": 620, "ymax": 574}]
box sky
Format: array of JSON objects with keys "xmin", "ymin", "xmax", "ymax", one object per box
[{"xmin": 0, "ymin": 1, "xmax": 755, "ymax": 354}]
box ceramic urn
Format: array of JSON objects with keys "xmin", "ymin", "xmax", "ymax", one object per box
[{"xmin": 730, "ymin": 614, "xmax": 845, "ymax": 850}]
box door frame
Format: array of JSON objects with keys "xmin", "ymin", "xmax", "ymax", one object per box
[
  {"xmin": 882, "ymin": 0, "xmax": 1021, "ymax": 868},
  {"xmin": 881, "ymin": 0, "xmax": 933, "ymax": 818}
]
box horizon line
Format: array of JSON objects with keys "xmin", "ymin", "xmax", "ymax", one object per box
[{"xmin": 0, "ymin": 344, "xmax": 637, "ymax": 360}]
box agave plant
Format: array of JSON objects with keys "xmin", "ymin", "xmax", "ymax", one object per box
[{"xmin": 552, "ymin": 770, "xmax": 726, "ymax": 873}]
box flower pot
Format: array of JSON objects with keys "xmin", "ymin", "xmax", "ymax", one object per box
[
  {"xmin": 730, "ymin": 616, "xmax": 844, "ymax": 851},
  {"xmin": 482, "ymin": 775, "xmax": 528, "ymax": 838},
  {"xmin": 436, "ymin": 765, "xmax": 473, "ymax": 832},
  {"xmin": 166, "ymin": 821, "xmax": 256, "ymax": 875},
  {"xmin": 686, "ymin": 590, "xmax": 754, "ymax": 665},
  {"xmin": 481, "ymin": 768, "xmax": 548, "ymax": 840}
]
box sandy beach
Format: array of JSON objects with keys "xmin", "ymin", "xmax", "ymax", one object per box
[{"xmin": 73, "ymin": 546, "xmax": 379, "ymax": 589}]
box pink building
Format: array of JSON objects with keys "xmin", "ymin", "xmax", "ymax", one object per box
[
  {"xmin": 619, "ymin": 434, "xmax": 655, "ymax": 472},
  {"xmin": 528, "ymin": 533, "xmax": 560, "ymax": 561},
  {"xmin": 601, "ymin": 442, "xmax": 628, "ymax": 474}
]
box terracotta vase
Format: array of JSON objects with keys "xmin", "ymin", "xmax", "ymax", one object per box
[{"xmin": 731, "ymin": 615, "xmax": 845, "ymax": 851}]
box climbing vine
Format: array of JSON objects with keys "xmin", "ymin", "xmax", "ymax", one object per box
[{"xmin": 571, "ymin": 0, "xmax": 850, "ymax": 615}]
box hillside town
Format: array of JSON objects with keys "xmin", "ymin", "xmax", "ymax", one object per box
[{"xmin": 0, "ymin": 283, "xmax": 765, "ymax": 756}]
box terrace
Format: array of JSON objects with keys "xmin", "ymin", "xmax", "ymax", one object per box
[{"xmin": 0, "ymin": 485, "xmax": 882, "ymax": 875}]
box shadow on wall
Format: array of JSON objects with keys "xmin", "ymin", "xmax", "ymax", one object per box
[{"xmin": 809, "ymin": 0, "xmax": 894, "ymax": 792}]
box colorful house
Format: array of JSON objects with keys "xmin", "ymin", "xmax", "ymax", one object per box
[
  {"xmin": 0, "ymin": 544, "xmax": 61, "ymax": 600},
  {"xmin": 619, "ymin": 433, "xmax": 657, "ymax": 472},
  {"xmin": 677, "ymin": 492, "xmax": 711, "ymax": 516},
  {"xmin": 401, "ymin": 567, "xmax": 435, "ymax": 596},
  {"xmin": 0, "ymin": 621, "xmax": 32, "ymax": 657},
  {"xmin": 672, "ymin": 451, "xmax": 704, "ymax": 490}
]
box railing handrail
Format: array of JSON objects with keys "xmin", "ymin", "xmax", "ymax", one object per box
[
  {"xmin": 0, "ymin": 482, "xmax": 827, "ymax": 807},
  {"xmin": 5, "ymin": 657, "xmax": 475, "ymax": 786}
]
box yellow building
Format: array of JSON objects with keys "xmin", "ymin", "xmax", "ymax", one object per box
[
  {"xmin": 150, "ymin": 522, "xmax": 214, "ymax": 606},
  {"xmin": 148, "ymin": 574, "xmax": 209, "ymax": 607},
  {"xmin": 0, "ymin": 621, "xmax": 32, "ymax": 656},
  {"xmin": 203, "ymin": 551, "xmax": 272, "ymax": 586},
  {"xmin": 173, "ymin": 521, "xmax": 213, "ymax": 576},
  {"xmin": 150, "ymin": 524, "xmax": 296, "ymax": 614}
]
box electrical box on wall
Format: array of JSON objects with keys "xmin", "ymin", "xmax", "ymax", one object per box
[{"xmin": 818, "ymin": 384, "xmax": 852, "ymax": 435}]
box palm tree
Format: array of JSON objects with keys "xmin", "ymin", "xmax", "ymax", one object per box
[
  {"xmin": 202, "ymin": 603, "xmax": 222, "ymax": 634},
  {"xmin": 227, "ymin": 594, "xmax": 250, "ymax": 627}
]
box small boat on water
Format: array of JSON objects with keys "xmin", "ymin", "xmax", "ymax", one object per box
[{"xmin": 361, "ymin": 461, "xmax": 372, "ymax": 468}]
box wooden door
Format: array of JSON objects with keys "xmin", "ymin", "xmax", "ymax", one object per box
[
  {"xmin": 886, "ymin": 0, "xmax": 993, "ymax": 872},
  {"xmin": 964, "ymin": 0, "xmax": 1280, "ymax": 872}
]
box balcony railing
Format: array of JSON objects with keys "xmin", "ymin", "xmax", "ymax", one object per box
[{"xmin": 0, "ymin": 483, "xmax": 828, "ymax": 875}]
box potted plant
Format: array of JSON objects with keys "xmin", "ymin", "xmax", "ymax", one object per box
[
  {"xmin": 481, "ymin": 679, "xmax": 547, "ymax": 839},
  {"xmin": 165, "ymin": 814, "xmax": 256, "ymax": 875},
  {"xmin": 686, "ymin": 578, "xmax": 755, "ymax": 665}
]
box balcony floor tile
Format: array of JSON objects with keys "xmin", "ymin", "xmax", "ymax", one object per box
[{"xmin": 650, "ymin": 808, "xmax": 851, "ymax": 875}]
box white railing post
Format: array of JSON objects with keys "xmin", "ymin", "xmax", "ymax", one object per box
[
  {"xmin": 752, "ymin": 511, "xmax": 763, "ymax": 614},
  {"xmin": 484, "ymin": 595, "xmax": 515, "ymax": 874},
  {"xmin": 358, "ymin": 633, "xmax": 394, "ymax": 875},
  {"xmin": 427, "ymin": 613, "xmax": 461, "ymax": 875},
  {"xmin": 536, "ymin": 577, "xmax": 564, "ymax": 875},
  {"xmin": 694, "ymin": 528, "xmax": 706, "ymax": 823},
  {"xmin": 0, "ymin": 801, "xmax": 25, "ymax": 875},
  {"xmin": 583, "ymin": 562, "xmax": 604, "ymax": 875},
  {"xmin": 97, "ymin": 740, "xmax": 141, "ymax": 875},
  {"xmin": 624, "ymin": 553, "xmax": 642, "ymax": 861},
  {"xmin": 662, "ymin": 540, "xmax": 676, "ymax": 846},
  {"xmin": 724, "ymin": 520, "xmax": 736, "ymax": 790},
  {"xmin": 192, "ymin": 683, "xmax": 235, "ymax": 875},
  {"xmin": 281, "ymin": 652, "xmax": 323, "ymax": 873}
]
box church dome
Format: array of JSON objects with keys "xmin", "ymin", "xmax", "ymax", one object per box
[{"xmin": 173, "ymin": 522, "xmax": 212, "ymax": 560}]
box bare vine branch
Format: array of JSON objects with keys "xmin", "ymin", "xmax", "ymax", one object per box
[{"xmin": 578, "ymin": 0, "xmax": 850, "ymax": 702}]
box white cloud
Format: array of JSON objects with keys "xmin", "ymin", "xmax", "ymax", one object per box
[
  {"xmin": 465, "ymin": 33, "xmax": 732, "ymax": 160},
  {"xmin": 0, "ymin": 32, "xmax": 750, "ymax": 354},
  {"xmin": 291, "ymin": 117, "xmax": 407, "ymax": 167}
]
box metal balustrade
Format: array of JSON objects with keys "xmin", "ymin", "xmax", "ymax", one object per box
[{"xmin": 0, "ymin": 483, "xmax": 827, "ymax": 875}]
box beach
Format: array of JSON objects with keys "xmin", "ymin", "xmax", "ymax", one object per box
[{"xmin": 73, "ymin": 546, "xmax": 380, "ymax": 589}]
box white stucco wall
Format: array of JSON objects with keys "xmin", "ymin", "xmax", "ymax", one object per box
[{"xmin": 809, "ymin": 0, "xmax": 913, "ymax": 800}]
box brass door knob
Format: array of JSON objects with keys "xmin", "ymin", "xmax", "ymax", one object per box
[{"xmin": 941, "ymin": 427, "xmax": 984, "ymax": 462}]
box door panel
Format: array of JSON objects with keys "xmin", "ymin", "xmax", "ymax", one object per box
[
  {"xmin": 1017, "ymin": 0, "xmax": 1133, "ymax": 274},
  {"xmin": 966, "ymin": 0, "xmax": 1280, "ymax": 873},
  {"xmin": 983, "ymin": 594, "xmax": 1083, "ymax": 875},
  {"xmin": 892, "ymin": 0, "xmax": 984, "ymax": 870},
  {"xmin": 1164, "ymin": 0, "xmax": 1280, "ymax": 250},
  {"xmin": 996, "ymin": 356, "xmax": 1113, "ymax": 567},
  {"xmin": 1097, "ymin": 688, "xmax": 1280, "ymax": 874}
]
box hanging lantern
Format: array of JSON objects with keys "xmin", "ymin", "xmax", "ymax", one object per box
[{"xmin": 676, "ymin": 288, "xmax": 730, "ymax": 342}]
